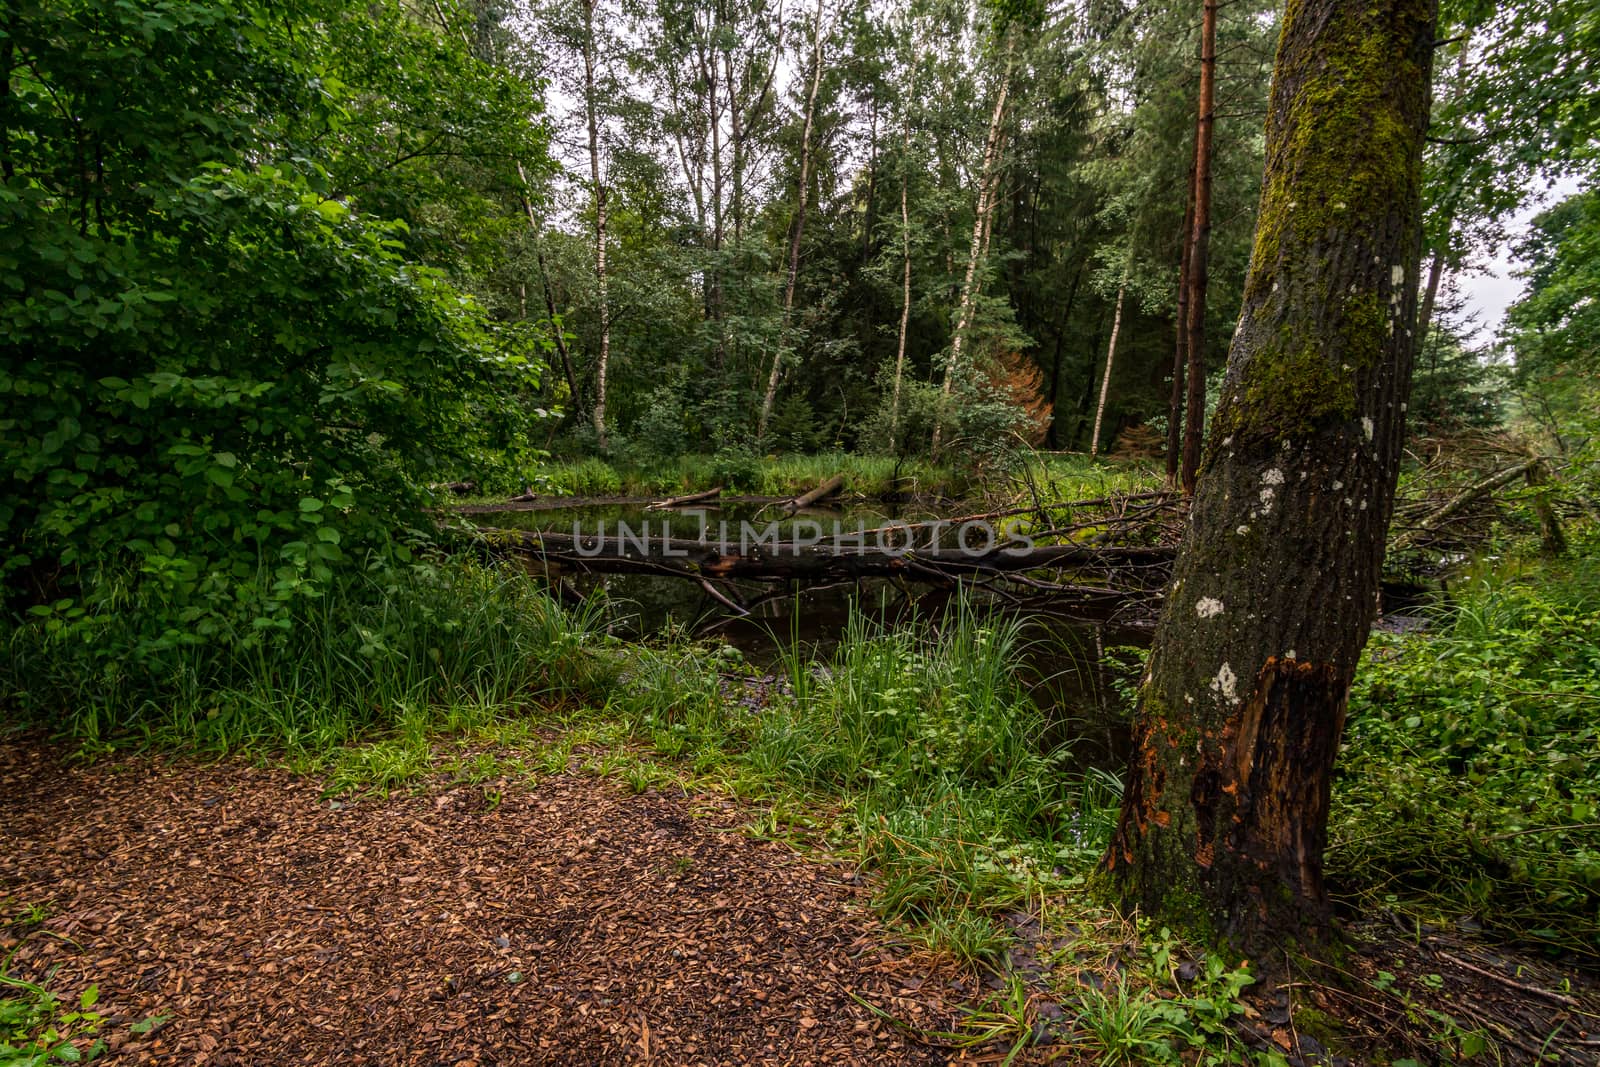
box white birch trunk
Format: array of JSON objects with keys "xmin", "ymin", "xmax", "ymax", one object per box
[{"xmin": 758, "ymin": 0, "xmax": 828, "ymax": 441}]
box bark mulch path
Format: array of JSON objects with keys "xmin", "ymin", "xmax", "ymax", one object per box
[{"xmin": 0, "ymin": 739, "xmax": 981, "ymax": 1065}]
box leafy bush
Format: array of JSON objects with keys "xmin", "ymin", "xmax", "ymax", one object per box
[
  {"xmin": 1333, "ymin": 545, "xmax": 1600, "ymax": 954},
  {"xmin": 708, "ymin": 446, "xmax": 763, "ymax": 493},
  {"xmin": 631, "ymin": 384, "xmax": 689, "ymax": 460},
  {"xmin": 1, "ymin": 0, "xmax": 548, "ymax": 657}
]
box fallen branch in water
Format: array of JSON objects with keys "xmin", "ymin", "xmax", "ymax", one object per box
[
  {"xmin": 647, "ymin": 486, "xmax": 723, "ymax": 510},
  {"xmin": 782, "ymin": 474, "xmax": 845, "ymax": 515}
]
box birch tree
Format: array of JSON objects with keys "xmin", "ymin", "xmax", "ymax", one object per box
[
  {"xmin": 932, "ymin": 30, "xmax": 1014, "ymax": 453},
  {"xmin": 758, "ymin": 0, "xmax": 829, "ymax": 441}
]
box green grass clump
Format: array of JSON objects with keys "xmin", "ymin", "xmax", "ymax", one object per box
[
  {"xmin": 527, "ymin": 449, "xmax": 1162, "ymax": 505},
  {"xmin": 2, "ymin": 559, "xmax": 614, "ymax": 759},
  {"xmin": 1333, "ymin": 537, "xmax": 1600, "ymax": 956},
  {"xmin": 591, "ymin": 600, "xmax": 1124, "ymax": 962}
]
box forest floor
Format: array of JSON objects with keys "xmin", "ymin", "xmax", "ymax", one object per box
[
  {"xmin": 0, "ymin": 739, "xmax": 980, "ymax": 1065},
  {"xmin": 4, "ymin": 734, "xmax": 1598, "ymax": 1066}
]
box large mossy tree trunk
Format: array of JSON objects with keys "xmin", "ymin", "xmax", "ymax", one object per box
[{"xmin": 1105, "ymin": 0, "xmax": 1438, "ymax": 948}]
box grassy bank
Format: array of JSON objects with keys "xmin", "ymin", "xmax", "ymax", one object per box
[
  {"xmin": 3, "ymin": 560, "xmax": 1114, "ymax": 960},
  {"xmin": 526, "ymin": 450, "xmax": 1163, "ymax": 504},
  {"xmin": 7, "ymin": 536, "xmax": 1596, "ymax": 1060},
  {"xmin": 1, "ymin": 558, "xmax": 1270, "ymax": 1061}
]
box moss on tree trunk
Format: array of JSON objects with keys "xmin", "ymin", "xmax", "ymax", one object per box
[{"xmin": 1105, "ymin": 0, "xmax": 1439, "ymax": 949}]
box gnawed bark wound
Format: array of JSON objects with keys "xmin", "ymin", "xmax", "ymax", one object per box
[{"xmin": 1225, "ymin": 657, "xmax": 1349, "ymax": 902}]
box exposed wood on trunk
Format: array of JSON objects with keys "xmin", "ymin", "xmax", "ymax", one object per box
[
  {"xmin": 1091, "ymin": 264, "xmax": 1132, "ymax": 458},
  {"xmin": 782, "ymin": 474, "xmax": 845, "ymax": 514},
  {"xmin": 1180, "ymin": 0, "xmax": 1218, "ymax": 496},
  {"xmin": 1106, "ymin": 0, "xmax": 1438, "ymax": 948},
  {"xmin": 758, "ymin": 0, "xmax": 828, "ymax": 441}
]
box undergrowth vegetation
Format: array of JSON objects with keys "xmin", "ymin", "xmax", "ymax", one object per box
[
  {"xmin": 604, "ymin": 605, "xmax": 1124, "ymax": 964},
  {"xmin": 7, "ymin": 522, "xmax": 1597, "ymax": 1058},
  {"xmin": 3, "ymin": 559, "xmax": 612, "ymax": 757},
  {"xmin": 1333, "ymin": 536, "xmax": 1600, "ymax": 957},
  {"xmin": 528, "ymin": 449, "xmax": 1161, "ymax": 505},
  {"xmin": 4, "ymin": 561, "xmax": 1275, "ymax": 1062}
]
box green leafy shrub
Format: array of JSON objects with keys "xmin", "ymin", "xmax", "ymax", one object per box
[
  {"xmin": 1, "ymin": 0, "xmax": 549, "ymax": 659},
  {"xmin": 632, "ymin": 385, "xmax": 689, "ymax": 460},
  {"xmin": 708, "ymin": 446, "xmax": 762, "ymax": 493},
  {"xmin": 1333, "ymin": 545, "xmax": 1600, "ymax": 954}
]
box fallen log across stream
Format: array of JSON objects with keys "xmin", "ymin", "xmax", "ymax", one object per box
[{"xmin": 482, "ymin": 527, "xmax": 1177, "ymax": 609}]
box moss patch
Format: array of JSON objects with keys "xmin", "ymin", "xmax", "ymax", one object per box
[{"xmin": 1246, "ymin": 0, "xmax": 1428, "ymax": 304}]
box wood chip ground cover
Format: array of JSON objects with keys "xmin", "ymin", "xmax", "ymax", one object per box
[{"xmin": 0, "ymin": 740, "xmax": 979, "ymax": 1065}]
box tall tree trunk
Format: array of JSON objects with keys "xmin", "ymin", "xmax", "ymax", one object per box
[
  {"xmin": 889, "ymin": 112, "xmax": 915, "ymax": 450},
  {"xmin": 758, "ymin": 0, "xmax": 827, "ymax": 441},
  {"xmin": 727, "ymin": 45, "xmax": 743, "ymax": 250},
  {"xmin": 535, "ymin": 246, "xmax": 581, "ymax": 413},
  {"xmin": 1415, "ymin": 242, "xmax": 1446, "ymax": 350},
  {"xmin": 861, "ymin": 102, "xmax": 879, "ymax": 267},
  {"xmin": 516, "ymin": 161, "xmax": 581, "ymax": 419},
  {"xmin": 1168, "ymin": 161, "xmax": 1196, "ymax": 485},
  {"xmin": 581, "ymin": 0, "xmax": 612, "ymax": 451},
  {"xmin": 1046, "ymin": 265, "xmax": 1084, "ymax": 448},
  {"xmin": 705, "ymin": 10, "xmax": 727, "ymax": 369},
  {"xmin": 1091, "ymin": 264, "xmax": 1132, "ymax": 458},
  {"xmin": 933, "ymin": 38, "xmax": 1015, "ymax": 454},
  {"xmin": 1415, "ymin": 40, "xmax": 1470, "ymax": 355},
  {"xmin": 1075, "ymin": 311, "xmax": 1106, "ymax": 448},
  {"xmin": 1180, "ymin": 0, "xmax": 1218, "ymax": 495},
  {"xmin": 1106, "ymin": 0, "xmax": 1437, "ymax": 948}
]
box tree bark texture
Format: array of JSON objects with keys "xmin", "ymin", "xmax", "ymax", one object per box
[{"xmin": 1106, "ymin": 0, "xmax": 1438, "ymax": 947}]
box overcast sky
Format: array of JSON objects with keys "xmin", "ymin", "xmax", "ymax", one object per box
[{"xmin": 1454, "ymin": 174, "xmax": 1584, "ymax": 342}]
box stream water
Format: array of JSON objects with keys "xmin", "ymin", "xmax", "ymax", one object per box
[{"xmin": 472, "ymin": 500, "xmax": 1151, "ymax": 767}]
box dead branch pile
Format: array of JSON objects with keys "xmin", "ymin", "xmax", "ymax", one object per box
[{"xmin": 477, "ymin": 489, "xmax": 1187, "ymax": 618}]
